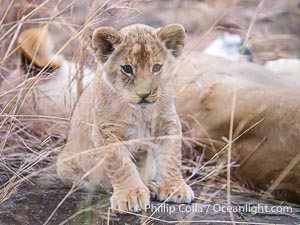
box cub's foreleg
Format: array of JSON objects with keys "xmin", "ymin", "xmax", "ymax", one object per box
[
  {"xmin": 92, "ymin": 126, "xmax": 150, "ymax": 213},
  {"xmin": 154, "ymin": 114, "xmax": 195, "ymax": 203}
]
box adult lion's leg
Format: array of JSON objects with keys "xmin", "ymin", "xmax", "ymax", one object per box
[{"xmin": 153, "ymin": 116, "xmax": 195, "ymax": 203}]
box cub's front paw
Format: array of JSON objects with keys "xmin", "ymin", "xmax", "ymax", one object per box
[
  {"xmin": 110, "ymin": 185, "xmax": 150, "ymax": 213},
  {"xmin": 157, "ymin": 183, "xmax": 194, "ymax": 203}
]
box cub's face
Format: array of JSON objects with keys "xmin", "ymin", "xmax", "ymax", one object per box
[{"xmin": 92, "ymin": 24, "xmax": 185, "ymax": 106}]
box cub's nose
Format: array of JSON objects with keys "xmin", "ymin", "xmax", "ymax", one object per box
[{"xmin": 136, "ymin": 91, "xmax": 151, "ymax": 100}]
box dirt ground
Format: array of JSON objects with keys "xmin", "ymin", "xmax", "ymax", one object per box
[{"xmin": 0, "ymin": 174, "xmax": 299, "ymax": 225}]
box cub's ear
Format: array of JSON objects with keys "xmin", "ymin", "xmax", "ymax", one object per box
[
  {"xmin": 92, "ymin": 27, "xmax": 122, "ymax": 63},
  {"xmin": 157, "ymin": 24, "xmax": 185, "ymax": 58}
]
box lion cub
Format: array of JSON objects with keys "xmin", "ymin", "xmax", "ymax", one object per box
[{"xmin": 57, "ymin": 24, "xmax": 194, "ymax": 213}]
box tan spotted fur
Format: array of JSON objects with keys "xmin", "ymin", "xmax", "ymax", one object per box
[{"xmin": 56, "ymin": 24, "xmax": 194, "ymax": 213}]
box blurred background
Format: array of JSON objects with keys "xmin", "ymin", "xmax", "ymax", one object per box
[{"xmin": 1, "ymin": 0, "xmax": 300, "ymax": 70}]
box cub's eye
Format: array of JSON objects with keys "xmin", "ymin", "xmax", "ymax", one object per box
[
  {"xmin": 152, "ymin": 64, "xmax": 163, "ymax": 74},
  {"xmin": 121, "ymin": 65, "xmax": 133, "ymax": 76}
]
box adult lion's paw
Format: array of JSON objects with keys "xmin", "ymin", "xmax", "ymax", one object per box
[
  {"xmin": 110, "ymin": 185, "xmax": 150, "ymax": 213},
  {"xmin": 157, "ymin": 183, "xmax": 194, "ymax": 203}
]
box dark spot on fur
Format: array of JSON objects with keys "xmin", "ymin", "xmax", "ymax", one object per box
[{"xmin": 21, "ymin": 52, "xmax": 58, "ymax": 78}]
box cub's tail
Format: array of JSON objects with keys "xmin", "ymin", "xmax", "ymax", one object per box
[{"xmin": 18, "ymin": 26, "xmax": 63, "ymax": 76}]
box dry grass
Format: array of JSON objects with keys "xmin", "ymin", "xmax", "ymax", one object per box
[{"xmin": 0, "ymin": 0, "xmax": 299, "ymax": 224}]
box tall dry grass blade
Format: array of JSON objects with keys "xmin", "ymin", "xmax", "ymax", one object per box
[
  {"xmin": 0, "ymin": 0, "xmax": 15, "ymax": 28},
  {"xmin": 240, "ymin": 136, "xmax": 267, "ymax": 166},
  {"xmin": 57, "ymin": 207, "xmax": 93, "ymax": 225},
  {"xmin": 267, "ymin": 152, "xmax": 300, "ymax": 193},
  {"xmin": 242, "ymin": 0, "xmax": 265, "ymax": 49},
  {"xmin": 0, "ymin": 0, "xmax": 51, "ymax": 46},
  {"xmin": 2, "ymin": 16, "xmax": 24, "ymax": 60},
  {"xmin": 43, "ymin": 185, "xmax": 79, "ymax": 225},
  {"xmin": 227, "ymin": 85, "xmax": 236, "ymax": 224}
]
